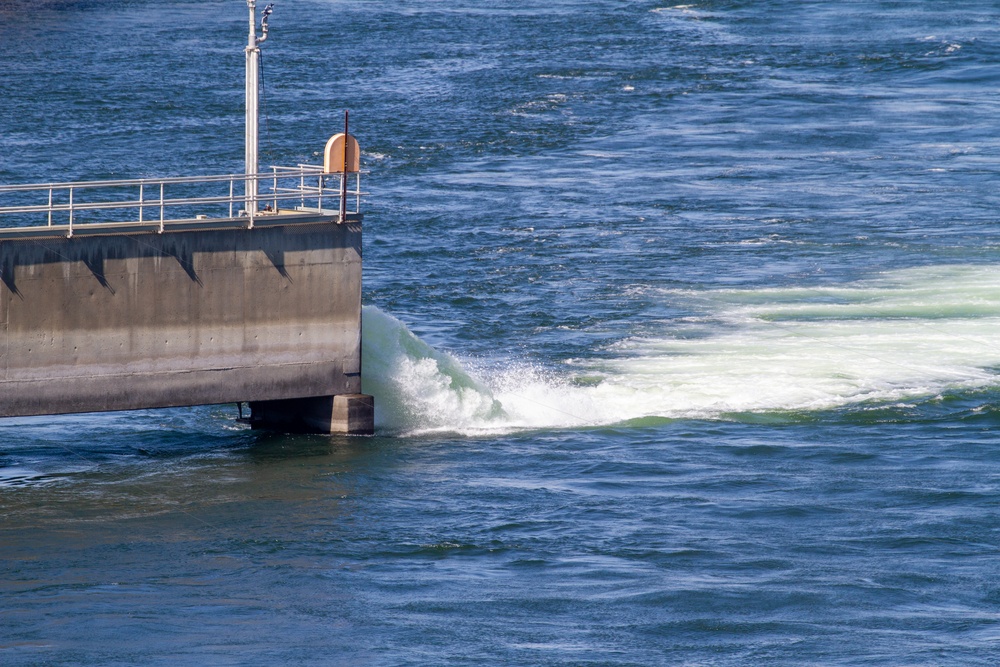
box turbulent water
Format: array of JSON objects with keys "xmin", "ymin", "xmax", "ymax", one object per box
[{"xmin": 3, "ymin": 1, "xmax": 1000, "ymax": 664}]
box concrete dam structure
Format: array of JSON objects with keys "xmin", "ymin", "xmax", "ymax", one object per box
[
  {"xmin": 0, "ymin": 1, "xmax": 374, "ymax": 434},
  {"xmin": 0, "ymin": 215, "xmax": 372, "ymax": 434}
]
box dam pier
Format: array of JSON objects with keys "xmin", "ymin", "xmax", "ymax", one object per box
[{"xmin": 0, "ymin": 1, "xmax": 374, "ymax": 435}]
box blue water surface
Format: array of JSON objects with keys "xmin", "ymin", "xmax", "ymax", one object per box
[{"xmin": 2, "ymin": 1, "xmax": 1000, "ymax": 664}]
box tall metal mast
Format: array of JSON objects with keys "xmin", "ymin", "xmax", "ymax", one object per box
[{"xmin": 245, "ymin": 1, "xmax": 271, "ymax": 217}]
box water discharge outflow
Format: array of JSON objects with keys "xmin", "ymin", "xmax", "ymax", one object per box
[{"xmin": 363, "ymin": 264, "xmax": 1000, "ymax": 436}]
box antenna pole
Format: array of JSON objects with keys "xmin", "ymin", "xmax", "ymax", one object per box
[
  {"xmin": 245, "ymin": 0, "xmax": 258, "ymax": 217},
  {"xmin": 245, "ymin": 1, "xmax": 272, "ymax": 218}
]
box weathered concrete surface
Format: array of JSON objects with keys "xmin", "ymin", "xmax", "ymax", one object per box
[{"xmin": 0, "ymin": 219, "xmax": 374, "ymax": 433}]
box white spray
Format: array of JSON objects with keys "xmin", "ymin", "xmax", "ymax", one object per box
[{"xmin": 363, "ymin": 264, "xmax": 1000, "ymax": 436}]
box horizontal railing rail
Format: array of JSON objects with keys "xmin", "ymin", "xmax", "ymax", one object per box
[{"xmin": 0, "ymin": 165, "xmax": 364, "ymax": 237}]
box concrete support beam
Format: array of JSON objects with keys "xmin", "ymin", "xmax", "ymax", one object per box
[{"xmin": 248, "ymin": 393, "xmax": 374, "ymax": 435}]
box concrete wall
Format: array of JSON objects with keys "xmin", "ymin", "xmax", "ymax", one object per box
[{"xmin": 0, "ymin": 220, "xmax": 365, "ymax": 426}]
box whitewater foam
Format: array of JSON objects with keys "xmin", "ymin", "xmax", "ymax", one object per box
[{"xmin": 362, "ymin": 265, "xmax": 1000, "ymax": 435}]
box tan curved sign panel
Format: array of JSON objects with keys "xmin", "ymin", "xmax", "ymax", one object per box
[{"xmin": 323, "ymin": 133, "xmax": 360, "ymax": 173}]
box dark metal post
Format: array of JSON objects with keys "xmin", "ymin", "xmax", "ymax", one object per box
[{"xmin": 340, "ymin": 110, "xmax": 349, "ymax": 222}]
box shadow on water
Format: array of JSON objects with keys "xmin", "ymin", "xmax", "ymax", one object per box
[
  {"xmin": 0, "ymin": 406, "xmax": 401, "ymax": 507},
  {"xmin": 240, "ymin": 430, "xmax": 389, "ymax": 464},
  {"xmin": 0, "ymin": 418, "xmax": 405, "ymax": 552}
]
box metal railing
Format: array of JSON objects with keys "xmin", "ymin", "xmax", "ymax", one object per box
[{"xmin": 0, "ymin": 165, "xmax": 363, "ymax": 237}]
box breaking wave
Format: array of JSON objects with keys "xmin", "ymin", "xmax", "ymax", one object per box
[{"xmin": 362, "ymin": 264, "xmax": 1000, "ymax": 435}]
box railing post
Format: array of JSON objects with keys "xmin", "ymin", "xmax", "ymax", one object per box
[
  {"xmin": 159, "ymin": 182, "xmax": 165, "ymax": 232},
  {"xmin": 67, "ymin": 186, "xmax": 74, "ymax": 237},
  {"xmin": 139, "ymin": 182, "xmax": 144, "ymax": 222},
  {"xmin": 47, "ymin": 188, "xmax": 53, "ymax": 226},
  {"xmin": 229, "ymin": 177, "xmax": 235, "ymax": 218},
  {"xmin": 246, "ymin": 174, "xmax": 255, "ymax": 229},
  {"xmin": 273, "ymin": 167, "xmax": 278, "ymax": 212},
  {"xmin": 339, "ymin": 172, "xmax": 346, "ymax": 221}
]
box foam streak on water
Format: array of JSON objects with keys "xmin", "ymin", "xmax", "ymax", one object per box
[{"xmin": 364, "ymin": 264, "xmax": 1000, "ymax": 434}]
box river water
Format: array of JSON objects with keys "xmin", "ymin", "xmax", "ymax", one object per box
[{"xmin": 2, "ymin": 1, "xmax": 1000, "ymax": 664}]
